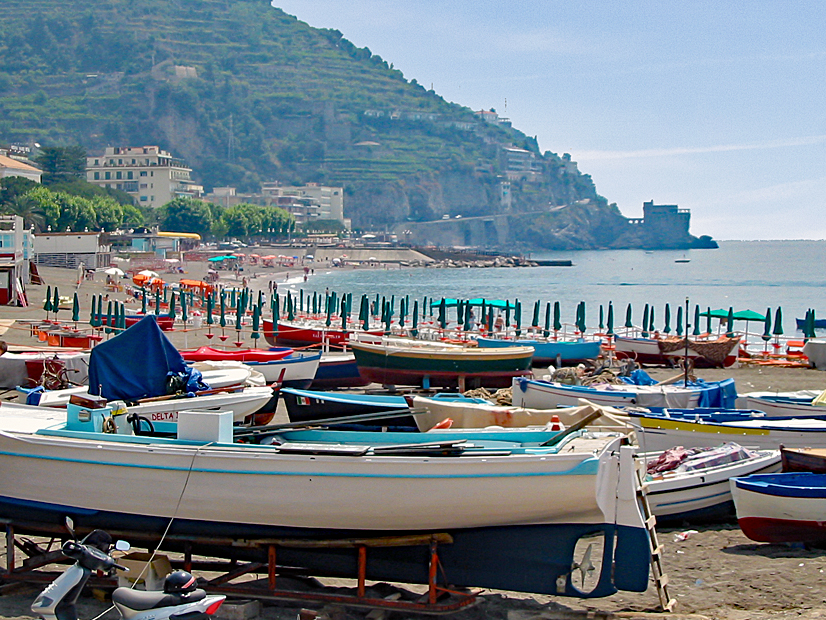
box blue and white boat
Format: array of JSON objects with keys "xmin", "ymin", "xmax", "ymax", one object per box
[
  {"xmin": 475, "ymin": 336, "xmax": 601, "ymax": 366},
  {"xmin": 0, "ymin": 402, "xmax": 650, "ymax": 599},
  {"xmin": 244, "ymin": 350, "xmax": 321, "ymax": 388}
]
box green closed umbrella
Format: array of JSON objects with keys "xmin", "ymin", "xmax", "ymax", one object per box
[
  {"xmin": 663, "ymin": 304, "xmax": 671, "ymax": 334},
  {"xmin": 412, "ymin": 300, "xmax": 419, "ymax": 337},
  {"xmin": 515, "ymin": 300, "xmax": 522, "ymax": 337},
  {"xmin": 399, "ymin": 297, "xmax": 406, "ymax": 328},
  {"xmin": 648, "ymin": 306, "xmax": 655, "ymax": 333},
  {"xmin": 532, "ymin": 300, "xmax": 540, "ymax": 329},
  {"xmin": 641, "ymin": 304, "xmax": 650, "ymax": 338},
  {"xmin": 251, "ymin": 304, "xmax": 261, "ymax": 341},
  {"xmin": 606, "ymin": 302, "xmax": 614, "ymax": 336},
  {"xmin": 725, "ymin": 306, "xmax": 735, "ymax": 338},
  {"xmin": 89, "ymin": 295, "xmax": 97, "ymax": 327},
  {"xmin": 693, "ymin": 305, "xmax": 701, "ymax": 336},
  {"xmin": 504, "ymin": 302, "xmax": 511, "ymax": 329},
  {"xmin": 577, "ymin": 302, "xmax": 586, "ymax": 334},
  {"xmin": 44, "ymin": 285, "xmax": 52, "ymax": 314},
  {"xmin": 181, "ymin": 290, "xmax": 188, "ymax": 323},
  {"xmin": 706, "ymin": 307, "xmax": 712, "ymax": 334},
  {"xmin": 120, "ymin": 302, "xmax": 127, "ymax": 330},
  {"xmin": 312, "ymin": 292, "xmax": 318, "ymax": 315},
  {"xmin": 272, "ymin": 294, "xmax": 280, "ymax": 332},
  {"xmin": 487, "ymin": 305, "xmax": 494, "ymax": 332},
  {"xmin": 439, "ymin": 298, "xmax": 447, "ymax": 330},
  {"xmin": 598, "ymin": 305, "xmax": 604, "ymax": 331},
  {"xmin": 220, "ymin": 292, "xmax": 227, "ymax": 327},
  {"xmin": 72, "ymin": 292, "xmax": 80, "ymax": 323},
  {"xmin": 362, "ymin": 297, "xmax": 371, "ymax": 331},
  {"xmin": 463, "ymin": 300, "xmax": 471, "ymax": 332},
  {"xmin": 206, "ymin": 293, "xmax": 214, "ymax": 325},
  {"xmin": 456, "ymin": 299, "xmax": 463, "ymax": 326},
  {"xmin": 325, "ymin": 296, "xmax": 333, "ymax": 327},
  {"xmin": 341, "ymin": 298, "xmax": 347, "ymax": 331},
  {"xmin": 480, "ymin": 300, "xmax": 487, "ymax": 324},
  {"xmin": 553, "ymin": 301, "xmax": 561, "ymax": 332},
  {"xmin": 676, "ymin": 305, "xmax": 683, "ymax": 336},
  {"xmin": 761, "ymin": 307, "xmax": 772, "ymax": 342},
  {"xmin": 141, "ymin": 289, "xmax": 147, "ymax": 314},
  {"xmin": 288, "ymin": 294, "xmax": 295, "ymax": 321},
  {"xmin": 105, "ymin": 301, "xmax": 113, "ymax": 334},
  {"xmin": 169, "ymin": 291, "xmax": 176, "ymax": 319},
  {"xmin": 235, "ymin": 295, "xmax": 243, "ymax": 331},
  {"xmin": 384, "ymin": 300, "xmax": 392, "ymax": 334},
  {"xmin": 625, "ymin": 303, "xmax": 633, "ymax": 329},
  {"xmin": 53, "ymin": 287, "xmax": 60, "ymax": 318},
  {"xmin": 543, "ymin": 302, "xmax": 551, "ymax": 338},
  {"xmin": 155, "ymin": 289, "xmax": 161, "ymax": 313}
]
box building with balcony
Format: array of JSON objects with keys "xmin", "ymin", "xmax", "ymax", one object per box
[
  {"xmin": 85, "ymin": 146, "xmax": 203, "ymax": 209},
  {"xmin": 0, "ymin": 216, "xmax": 32, "ymax": 305},
  {"xmin": 266, "ymin": 183, "xmax": 345, "ymax": 223}
]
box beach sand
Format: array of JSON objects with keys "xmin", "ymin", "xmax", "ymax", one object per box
[{"xmin": 1, "ymin": 265, "xmax": 826, "ymax": 619}]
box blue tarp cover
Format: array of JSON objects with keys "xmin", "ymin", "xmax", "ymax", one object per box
[{"xmin": 88, "ymin": 315, "xmax": 187, "ymax": 401}]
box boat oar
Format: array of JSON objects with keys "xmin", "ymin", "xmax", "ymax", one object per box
[{"xmin": 539, "ymin": 405, "xmax": 605, "ymax": 447}]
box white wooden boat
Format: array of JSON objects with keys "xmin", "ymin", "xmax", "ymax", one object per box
[
  {"xmin": 512, "ymin": 376, "xmax": 738, "ymax": 410},
  {"xmin": 244, "ymin": 350, "xmax": 321, "ymax": 387},
  {"xmin": 641, "ymin": 446, "xmax": 781, "ymax": 520},
  {"xmin": 410, "ymin": 395, "xmax": 629, "ymax": 432},
  {"xmin": 0, "ymin": 402, "xmax": 650, "ymax": 598},
  {"xmin": 731, "ymin": 472, "xmax": 826, "ymax": 543},
  {"xmin": 742, "ymin": 390, "xmax": 826, "ymax": 417}
]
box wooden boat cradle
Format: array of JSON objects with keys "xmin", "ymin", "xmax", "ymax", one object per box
[{"xmin": 0, "ymin": 518, "xmax": 479, "ymax": 614}]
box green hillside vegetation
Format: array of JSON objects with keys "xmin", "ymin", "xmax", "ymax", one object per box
[{"xmin": 0, "ymin": 0, "xmax": 705, "ymax": 249}]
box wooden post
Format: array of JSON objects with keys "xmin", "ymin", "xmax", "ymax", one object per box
[
  {"xmin": 428, "ymin": 538, "xmax": 438, "ymax": 604},
  {"xmin": 268, "ymin": 545, "xmax": 277, "ymax": 590},
  {"xmin": 357, "ymin": 545, "xmax": 367, "ymax": 597}
]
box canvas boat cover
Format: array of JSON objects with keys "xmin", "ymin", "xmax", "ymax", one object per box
[{"xmin": 88, "ymin": 315, "xmax": 188, "ymax": 401}]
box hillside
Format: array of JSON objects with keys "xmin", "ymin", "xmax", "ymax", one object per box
[{"xmin": 0, "ymin": 0, "xmax": 710, "ymax": 249}]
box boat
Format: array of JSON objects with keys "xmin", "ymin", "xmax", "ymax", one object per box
[
  {"xmin": 311, "ymin": 352, "xmax": 370, "ymax": 389},
  {"xmin": 475, "ymin": 336, "xmax": 601, "ymax": 366},
  {"xmin": 0, "ymin": 401, "xmax": 650, "ymax": 599},
  {"xmin": 628, "ymin": 408, "xmax": 826, "ymax": 453},
  {"xmin": 613, "ymin": 335, "xmax": 740, "ymax": 368},
  {"xmin": 512, "ymin": 376, "xmax": 738, "ymax": 410},
  {"xmin": 0, "ymin": 351, "xmax": 91, "ymax": 390},
  {"xmin": 180, "ymin": 346, "xmax": 293, "ymax": 363},
  {"xmin": 125, "ymin": 313, "xmax": 174, "ymax": 331},
  {"xmin": 409, "ymin": 395, "xmax": 628, "ymax": 432},
  {"xmin": 780, "ymin": 446, "xmax": 826, "ymax": 473},
  {"xmin": 742, "ymin": 390, "xmax": 826, "ymax": 417},
  {"xmin": 731, "ymin": 472, "xmax": 826, "ymax": 544},
  {"xmin": 262, "ymin": 318, "xmax": 382, "ymax": 349},
  {"xmin": 349, "ymin": 337, "xmax": 533, "ymax": 389},
  {"xmin": 280, "ymin": 387, "xmax": 414, "ymax": 427},
  {"xmin": 641, "ymin": 444, "xmax": 781, "ymax": 521}
]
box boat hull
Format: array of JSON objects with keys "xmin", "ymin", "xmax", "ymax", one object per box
[
  {"xmin": 350, "ymin": 342, "xmax": 533, "ymax": 389},
  {"xmin": 281, "ymin": 388, "xmax": 414, "ymax": 427},
  {"xmin": 311, "ymin": 353, "xmax": 370, "ymax": 389},
  {"xmin": 476, "ymin": 337, "xmax": 601, "ymax": 366},
  {"xmin": 614, "ymin": 335, "xmax": 739, "ymax": 368},
  {"xmin": 245, "ymin": 351, "xmax": 321, "ymax": 388},
  {"xmin": 262, "ymin": 319, "xmax": 382, "ymax": 349}
]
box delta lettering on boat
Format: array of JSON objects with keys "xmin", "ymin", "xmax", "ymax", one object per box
[{"xmin": 150, "ymin": 411, "xmax": 178, "ymax": 421}]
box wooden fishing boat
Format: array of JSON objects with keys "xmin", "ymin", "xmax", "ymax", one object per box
[
  {"xmin": 613, "ymin": 335, "xmax": 740, "ymax": 368},
  {"xmin": 409, "ymin": 395, "xmax": 627, "ymax": 431},
  {"xmin": 180, "ymin": 346, "xmax": 293, "ymax": 363},
  {"xmin": 475, "ymin": 336, "xmax": 601, "ymax": 366},
  {"xmin": 262, "ymin": 318, "xmax": 382, "ymax": 349},
  {"xmin": 732, "ymin": 472, "xmax": 826, "ymax": 543},
  {"xmin": 742, "ymin": 390, "xmax": 826, "ymax": 417},
  {"xmin": 628, "ymin": 408, "xmax": 826, "ymax": 453},
  {"xmin": 281, "ymin": 388, "xmax": 415, "ymax": 428},
  {"xmin": 512, "ymin": 376, "xmax": 738, "ymax": 410},
  {"xmin": 238, "ymin": 351, "xmax": 321, "ymax": 388},
  {"xmin": 0, "ymin": 402, "xmax": 650, "ymax": 599},
  {"xmin": 311, "ymin": 352, "xmax": 370, "ymax": 389},
  {"xmin": 349, "ymin": 338, "xmax": 533, "ymax": 389},
  {"xmin": 641, "ymin": 445, "xmax": 781, "ymax": 521},
  {"xmin": 780, "ymin": 447, "xmax": 826, "ymax": 473}
]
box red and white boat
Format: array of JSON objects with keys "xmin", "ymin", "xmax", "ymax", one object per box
[
  {"xmin": 614, "ymin": 335, "xmax": 740, "ymax": 368},
  {"xmin": 263, "ymin": 318, "xmax": 382, "ymax": 349},
  {"xmin": 180, "ymin": 346, "xmax": 293, "ymax": 363}
]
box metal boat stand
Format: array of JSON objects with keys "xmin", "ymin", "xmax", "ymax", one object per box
[{"xmin": 0, "ymin": 519, "xmax": 479, "ymax": 614}]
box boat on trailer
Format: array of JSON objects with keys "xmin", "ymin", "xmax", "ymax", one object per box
[{"xmin": 0, "ymin": 402, "xmax": 650, "ymax": 599}]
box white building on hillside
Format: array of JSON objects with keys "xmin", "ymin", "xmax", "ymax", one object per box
[
  {"xmin": 0, "ymin": 154, "xmax": 41, "ymax": 183},
  {"xmin": 85, "ymin": 146, "xmax": 203, "ymax": 209},
  {"xmin": 263, "ymin": 182, "xmax": 345, "ymax": 224}
]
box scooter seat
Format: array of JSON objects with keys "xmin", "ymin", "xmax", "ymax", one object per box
[{"xmin": 112, "ymin": 587, "xmax": 206, "ymax": 611}]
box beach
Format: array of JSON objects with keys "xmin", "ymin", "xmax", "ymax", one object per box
[{"xmin": 1, "ymin": 264, "xmax": 826, "ymax": 619}]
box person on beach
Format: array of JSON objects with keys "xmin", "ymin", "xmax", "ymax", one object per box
[
  {"xmin": 494, "ymin": 312, "xmax": 504, "ymax": 332},
  {"xmin": 468, "ymin": 308, "xmax": 476, "ymax": 330}
]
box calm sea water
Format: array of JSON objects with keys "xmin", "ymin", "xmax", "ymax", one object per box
[{"xmin": 286, "ymin": 241, "xmax": 826, "ymax": 334}]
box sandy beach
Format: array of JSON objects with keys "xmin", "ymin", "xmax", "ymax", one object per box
[{"xmin": 1, "ymin": 264, "xmax": 825, "ymax": 619}]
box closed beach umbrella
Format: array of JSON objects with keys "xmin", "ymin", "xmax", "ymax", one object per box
[
  {"xmin": 599, "ymin": 305, "xmax": 604, "ymax": 331},
  {"xmin": 384, "ymin": 300, "xmax": 392, "ymax": 334},
  {"xmin": 504, "ymin": 302, "xmax": 510, "ymax": 329},
  {"xmin": 487, "ymin": 305, "xmax": 494, "ymax": 332},
  {"xmin": 363, "ymin": 297, "xmax": 371, "ymax": 331},
  {"xmin": 663, "ymin": 304, "xmax": 671, "ymax": 334},
  {"xmin": 273, "ymin": 294, "xmax": 280, "ymax": 328},
  {"xmin": 288, "ymin": 294, "xmax": 295, "ymax": 321},
  {"xmin": 456, "ymin": 299, "xmax": 463, "ymax": 326},
  {"xmin": 532, "ymin": 300, "xmax": 540, "ymax": 329},
  {"xmin": 463, "ymin": 301, "xmax": 471, "ymax": 332},
  {"xmin": 206, "ymin": 293, "xmax": 214, "ymax": 325},
  {"xmin": 606, "ymin": 302, "xmax": 614, "ymax": 336},
  {"xmin": 235, "ymin": 295, "xmax": 243, "ymax": 331},
  {"xmin": 53, "ymin": 287, "xmax": 60, "ymax": 318},
  {"xmin": 412, "ymin": 300, "xmax": 419, "ymax": 337},
  {"xmin": 577, "ymin": 301, "xmax": 586, "ymax": 333},
  {"xmin": 170, "ymin": 291, "xmax": 178, "ymax": 319},
  {"xmin": 220, "ymin": 292, "xmax": 226, "ymax": 327},
  {"xmin": 625, "ymin": 303, "xmax": 633, "ymax": 329},
  {"xmin": 89, "ymin": 295, "xmax": 97, "ymax": 327},
  {"xmin": 439, "ymin": 298, "xmax": 447, "ymax": 330},
  {"xmin": 181, "ymin": 290, "xmax": 188, "ymax": 323},
  {"xmin": 141, "ymin": 289, "xmax": 147, "ymax": 314},
  {"xmin": 726, "ymin": 307, "xmax": 735, "ymax": 338},
  {"xmin": 44, "ymin": 285, "xmax": 52, "ymax": 313},
  {"xmin": 553, "ymin": 301, "xmax": 561, "ymax": 332},
  {"xmin": 641, "ymin": 304, "xmax": 650, "ymax": 338},
  {"xmin": 706, "ymin": 307, "xmax": 712, "ymax": 334},
  {"xmin": 155, "ymin": 288, "xmax": 161, "ymax": 313},
  {"xmin": 543, "ymin": 302, "xmax": 551, "ymax": 337},
  {"xmin": 105, "ymin": 301, "xmax": 113, "ymax": 334},
  {"xmin": 341, "ymin": 298, "xmax": 347, "ymax": 331},
  {"xmin": 112, "ymin": 302, "xmax": 119, "ymax": 333},
  {"xmin": 480, "ymin": 300, "xmax": 487, "ymax": 324},
  {"xmin": 761, "ymin": 307, "xmax": 772, "ymax": 342},
  {"xmin": 648, "ymin": 306, "xmax": 655, "ymax": 333},
  {"xmin": 72, "ymin": 292, "xmax": 80, "ymax": 323},
  {"xmin": 693, "ymin": 305, "xmax": 701, "ymax": 336},
  {"xmin": 325, "ymin": 296, "xmax": 333, "ymax": 327},
  {"xmin": 251, "ymin": 305, "xmax": 260, "ymax": 341},
  {"xmin": 676, "ymin": 305, "xmax": 683, "ymax": 336},
  {"xmin": 399, "ymin": 297, "xmax": 406, "ymax": 328}
]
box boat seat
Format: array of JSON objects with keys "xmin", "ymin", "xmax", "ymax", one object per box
[{"xmin": 113, "ymin": 587, "xmax": 206, "ymax": 610}]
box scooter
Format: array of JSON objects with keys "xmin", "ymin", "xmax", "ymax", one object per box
[{"xmin": 32, "ymin": 518, "xmax": 226, "ymax": 620}]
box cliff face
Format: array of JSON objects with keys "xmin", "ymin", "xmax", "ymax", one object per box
[{"xmin": 0, "ymin": 0, "xmax": 714, "ymax": 249}]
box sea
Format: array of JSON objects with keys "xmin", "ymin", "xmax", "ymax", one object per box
[{"xmin": 284, "ymin": 240, "xmax": 826, "ymax": 336}]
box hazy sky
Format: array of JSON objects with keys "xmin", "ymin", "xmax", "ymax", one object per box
[{"xmin": 273, "ymin": 1, "xmax": 826, "ymax": 240}]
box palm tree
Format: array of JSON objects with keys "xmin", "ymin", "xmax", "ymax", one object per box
[{"xmin": 2, "ymin": 194, "xmax": 46, "ymax": 232}]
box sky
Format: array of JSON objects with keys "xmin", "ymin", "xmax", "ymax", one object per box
[{"xmin": 273, "ymin": 1, "xmax": 826, "ymax": 240}]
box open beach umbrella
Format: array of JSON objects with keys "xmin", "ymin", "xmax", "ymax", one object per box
[
  {"xmin": 663, "ymin": 304, "xmax": 671, "ymax": 334},
  {"xmin": 725, "ymin": 307, "xmax": 735, "ymax": 338},
  {"xmin": 641, "ymin": 304, "xmax": 650, "ymax": 338},
  {"xmin": 251, "ymin": 305, "xmax": 260, "ymax": 341},
  {"xmin": 761, "ymin": 307, "xmax": 772, "ymax": 342},
  {"xmin": 606, "ymin": 302, "xmax": 614, "ymax": 336},
  {"xmin": 532, "ymin": 300, "xmax": 540, "ymax": 329},
  {"xmin": 625, "ymin": 303, "xmax": 633, "ymax": 329},
  {"xmin": 676, "ymin": 305, "xmax": 683, "ymax": 336},
  {"xmin": 72, "ymin": 293, "xmax": 80, "ymax": 323},
  {"xmin": 412, "ymin": 300, "xmax": 419, "ymax": 337},
  {"xmin": 553, "ymin": 301, "xmax": 562, "ymax": 332}
]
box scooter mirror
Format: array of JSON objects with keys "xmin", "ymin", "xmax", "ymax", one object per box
[
  {"xmin": 65, "ymin": 517, "xmax": 76, "ymax": 540},
  {"xmin": 115, "ymin": 540, "xmax": 131, "ymax": 552}
]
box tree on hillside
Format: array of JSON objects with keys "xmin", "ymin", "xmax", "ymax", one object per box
[
  {"xmin": 0, "ymin": 177, "xmax": 38, "ymax": 207},
  {"xmin": 1, "ymin": 193, "xmax": 46, "ymax": 231},
  {"xmin": 157, "ymin": 197, "xmax": 213, "ymax": 237},
  {"xmin": 34, "ymin": 146, "xmax": 87, "ymax": 185}
]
